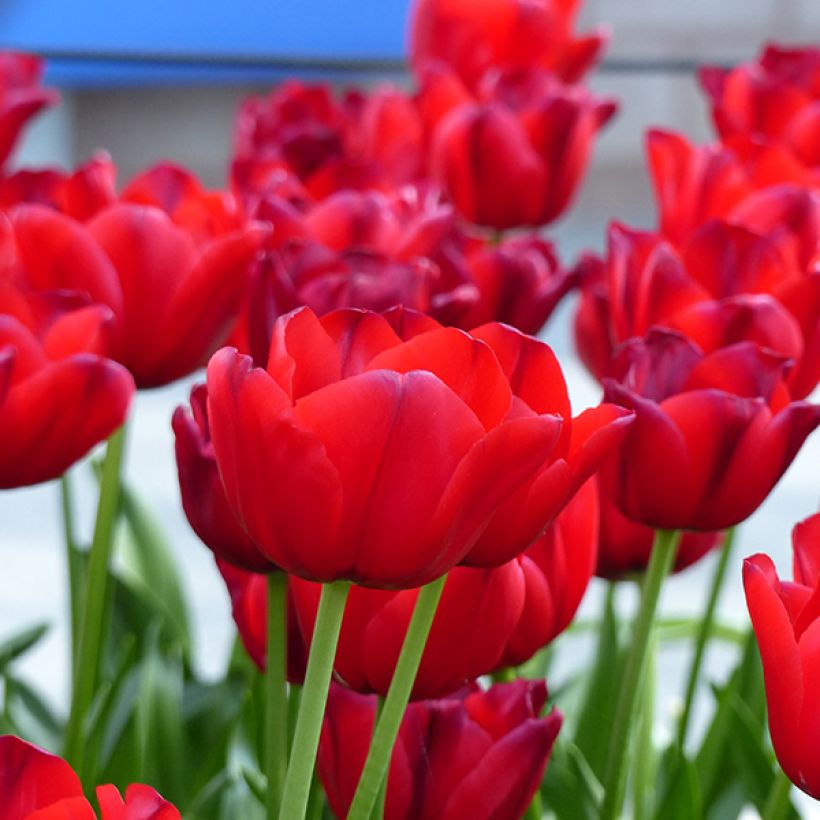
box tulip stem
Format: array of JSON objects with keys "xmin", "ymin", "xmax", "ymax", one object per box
[
  {"xmin": 59, "ymin": 472, "xmax": 82, "ymax": 665},
  {"xmin": 266, "ymin": 572, "xmax": 289, "ymax": 819},
  {"xmin": 600, "ymin": 529, "xmax": 680, "ymax": 820},
  {"xmin": 63, "ymin": 423, "xmax": 128, "ymax": 782},
  {"xmin": 676, "ymin": 527, "xmax": 737, "ymax": 750},
  {"xmin": 347, "ymin": 574, "xmax": 448, "ymax": 820},
  {"xmin": 278, "ymin": 580, "xmax": 350, "ymax": 820},
  {"xmin": 762, "ymin": 767, "xmax": 793, "ymax": 820}
]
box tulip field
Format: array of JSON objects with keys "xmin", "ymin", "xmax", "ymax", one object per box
[{"xmin": 1, "ymin": 0, "xmax": 819, "ymax": 818}]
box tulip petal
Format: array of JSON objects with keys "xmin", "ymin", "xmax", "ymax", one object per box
[
  {"xmin": 796, "ymin": 618, "xmax": 820, "ymax": 797},
  {"xmin": 96, "ymin": 783, "xmax": 181, "ymax": 819},
  {"xmin": 794, "ymin": 514, "xmax": 820, "ymax": 588}
]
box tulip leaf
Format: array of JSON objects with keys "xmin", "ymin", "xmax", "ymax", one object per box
[
  {"xmin": 540, "ymin": 741, "xmax": 603, "ymax": 820},
  {"xmin": 653, "ymin": 749, "xmax": 702, "ymax": 820},
  {"xmin": 0, "ymin": 622, "xmax": 49, "ymax": 673},
  {"xmin": 2, "ymin": 673, "xmax": 62, "ymax": 751}
]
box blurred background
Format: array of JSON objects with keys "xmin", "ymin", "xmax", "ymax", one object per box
[{"xmin": 1, "ymin": 0, "xmax": 819, "ymax": 782}]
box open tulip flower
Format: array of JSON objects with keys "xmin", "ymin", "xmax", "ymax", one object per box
[
  {"xmin": 700, "ymin": 44, "xmax": 820, "ymax": 183},
  {"xmin": 318, "ymin": 680, "xmax": 562, "ymax": 820},
  {"xmin": 600, "ymin": 329, "xmax": 820, "ymax": 531},
  {"xmin": 744, "ymin": 513, "xmax": 820, "ymax": 799},
  {"xmin": 0, "ymin": 53, "xmax": 58, "ymax": 170},
  {"xmin": 0, "ymin": 279, "xmax": 133, "ymax": 488},
  {"xmin": 207, "ymin": 305, "xmax": 631, "ymax": 587},
  {"xmin": 0, "ymin": 735, "xmax": 179, "ymax": 819},
  {"xmin": 410, "ymin": 0, "xmax": 609, "ymax": 89},
  {"xmin": 4, "ymin": 159, "xmax": 269, "ymax": 387}
]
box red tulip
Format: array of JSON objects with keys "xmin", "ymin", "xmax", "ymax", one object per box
[
  {"xmin": 0, "ymin": 735, "xmax": 179, "ymax": 819},
  {"xmin": 0, "ymin": 53, "xmax": 58, "ymax": 169},
  {"xmin": 744, "ymin": 513, "xmax": 820, "ymax": 798},
  {"xmin": 409, "ymin": 0, "xmax": 609, "ymax": 89},
  {"xmin": 426, "ymin": 67, "xmax": 616, "ymax": 229},
  {"xmin": 206, "ymin": 306, "xmax": 567, "ymax": 587},
  {"xmin": 318, "ymin": 680, "xmax": 561, "ymax": 820},
  {"xmin": 0, "ymin": 280, "xmax": 134, "ymax": 488},
  {"xmin": 600, "ymin": 329, "xmax": 820, "ymax": 531},
  {"xmin": 173, "ymin": 383, "xmax": 275, "ymax": 572},
  {"xmin": 233, "ymin": 81, "xmax": 423, "ymax": 201},
  {"xmin": 217, "ymin": 560, "xmax": 308, "ymax": 684},
  {"xmin": 5, "ymin": 162, "xmax": 269, "ymax": 387},
  {"xmin": 595, "ymin": 477, "xmax": 722, "ymax": 579},
  {"xmin": 700, "ymin": 45, "xmax": 820, "ymax": 180}
]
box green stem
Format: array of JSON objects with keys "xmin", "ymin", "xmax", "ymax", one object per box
[
  {"xmin": 762, "ymin": 768, "xmax": 793, "ymax": 820},
  {"xmin": 600, "ymin": 529, "xmax": 680, "ymax": 820},
  {"xmin": 63, "ymin": 424, "xmax": 128, "ymax": 781},
  {"xmin": 523, "ymin": 788, "xmax": 543, "ymax": 820},
  {"xmin": 278, "ymin": 580, "xmax": 350, "ymax": 820},
  {"xmin": 347, "ymin": 574, "xmax": 447, "ymax": 820},
  {"xmin": 632, "ymin": 629, "xmax": 657, "ymax": 820},
  {"xmin": 266, "ymin": 572, "xmax": 289, "ymax": 819},
  {"xmin": 676, "ymin": 527, "xmax": 736, "ymax": 750},
  {"xmin": 59, "ymin": 472, "xmax": 81, "ymax": 666}
]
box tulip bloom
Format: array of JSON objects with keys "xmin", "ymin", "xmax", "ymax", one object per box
[
  {"xmin": 207, "ymin": 306, "xmax": 571, "ymax": 587},
  {"xmin": 426, "ymin": 67, "xmax": 616, "ymax": 229},
  {"xmin": 0, "ymin": 53, "xmax": 58, "ymax": 169},
  {"xmin": 600, "ymin": 329, "xmax": 820, "ymax": 531},
  {"xmin": 319, "ymin": 681, "xmax": 561, "ymax": 820},
  {"xmin": 744, "ymin": 513, "xmax": 820, "ymax": 798},
  {"xmin": 0, "ymin": 281, "xmax": 134, "ymax": 488},
  {"xmin": 700, "ymin": 45, "xmax": 820, "ymax": 180},
  {"xmin": 410, "ymin": 0, "xmax": 608, "ymax": 89},
  {"xmin": 6, "ymin": 161, "xmax": 269, "ymax": 387},
  {"xmin": 0, "ymin": 735, "xmax": 179, "ymax": 819},
  {"xmin": 173, "ymin": 383, "xmax": 275, "ymax": 572}
]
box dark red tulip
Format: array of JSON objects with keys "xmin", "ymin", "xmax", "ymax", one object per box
[
  {"xmin": 233, "ymin": 81, "xmax": 423, "ymax": 201},
  {"xmin": 595, "ymin": 477, "xmax": 722, "ymax": 579},
  {"xmin": 426, "ymin": 67, "xmax": 616, "ymax": 229},
  {"xmin": 700, "ymin": 45, "xmax": 820, "ymax": 180},
  {"xmin": 207, "ymin": 306, "xmax": 568, "ymax": 587},
  {"xmin": 0, "ymin": 280, "xmax": 134, "ymax": 489},
  {"xmin": 216, "ymin": 560, "xmax": 307, "ymax": 684},
  {"xmin": 0, "ymin": 735, "xmax": 179, "ymax": 819},
  {"xmin": 173, "ymin": 383, "xmax": 275, "ymax": 573},
  {"xmin": 600, "ymin": 329, "xmax": 820, "ymax": 531},
  {"xmin": 744, "ymin": 513, "xmax": 820, "ymax": 799},
  {"xmin": 5, "ymin": 162, "xmax": 269, "ymax": 387},
  {"xmin": 318, "ymin": 680, "xmax": 562, "ymax": 820},
  {"xmin": 410, "ymin": 0, "xmax": 609, "ymax": 89},
  {"xmin": 0, "ymin": 53, "xmax": 58, "ymax": 169}
]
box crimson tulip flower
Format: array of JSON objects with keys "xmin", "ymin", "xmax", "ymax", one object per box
[
  {"xmin": 744, "ymin": 513, "xmax": 820, "ymax": 798},
  {"xmin": 206, "ymin": 306, "xmax": 570, "ymax": 588},
  {"xmin": 318, "ymin": 680, "xmax": 561, "ymax": 820},
  {"xmin": 218, "ymin": 474, "xmax": 598, "ymax": 696},
  {"xmin": 0, "ymin": 53, "xmax": 58, "ymax": 169},
  {"xmin": 409, "ymin": 0, "xmax": 608, "ymax": 89},
  {"xmin": 5, "ymin": 161, "xmax": 269, "ymax": 387},
  {"xmin": 173, "ymin": 383, "xmax": 275, "ymax": 572},
  {"xmin": 600, "ymin": 329, "xmax": 820, "ymax": 531},
  {"xmin": 0, "ymin": 735, "xmax": 179, "ymax": 819},
  {"xmin": 595, "ymin": 478, "xmax": 722, "ymax": 579},
  {"xmin": 425, "ymin": 66, "xmax": 616, "ymax": 229},
  {"xmin": 700, "ymin": 45, "xmax": 820, "ymax": 179},
  {"xmin": 233, "ymin": 80, "xmax": 423, "ymax": 201},
  {"xmin": 0, "ymin": 280, "xmax": 134, "ymax": 488}
]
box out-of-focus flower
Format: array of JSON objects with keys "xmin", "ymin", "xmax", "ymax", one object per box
[
  {"xmin": 0, "ymin": 279, "xmax": 133, "ymax": 488},
  {"xmin": 0, "ymin": 53, "xmax": 58, "ymax": 170},
  {"xmin": 4, "ymin": 161, "xmax": 269, "ymax": 387},
  {"xmin": 700, "ymin": 45, "xmax": 820, "ymax": 184},
  {"xmin": 233, "ymin": 81, "xmax": 424, "ymax": 202},
  {"xmin": 0, "ymin": 734, "xmax": 179, "ymax": 819},
  {"xmin": 206, "ymin": 306, "xmax": 568, "ymax": 588},
  {"xmin": 424, "ymin": 66, "xmax": 616, "ymax": 229},
  {"xmin": 319, "ymin": 680, "xmax": 562, "ymax": 820},
  {"xmin": 222, "ymin": 481, "xmax": 597, "ymax": 698},
  {"xmin": 409, "ymin": 0, "xmax": 608, "ymax": 89},
  {"xmin": 600, "ymin": 329, "xmax": 820, "ymax": 531},
  {"xmin": 744, "ymin": 513, "xmax": 820, "ymax": 798},
  {"xmin": 173, "ymin": 383, "xmax": 275, "ymax": 573}
]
